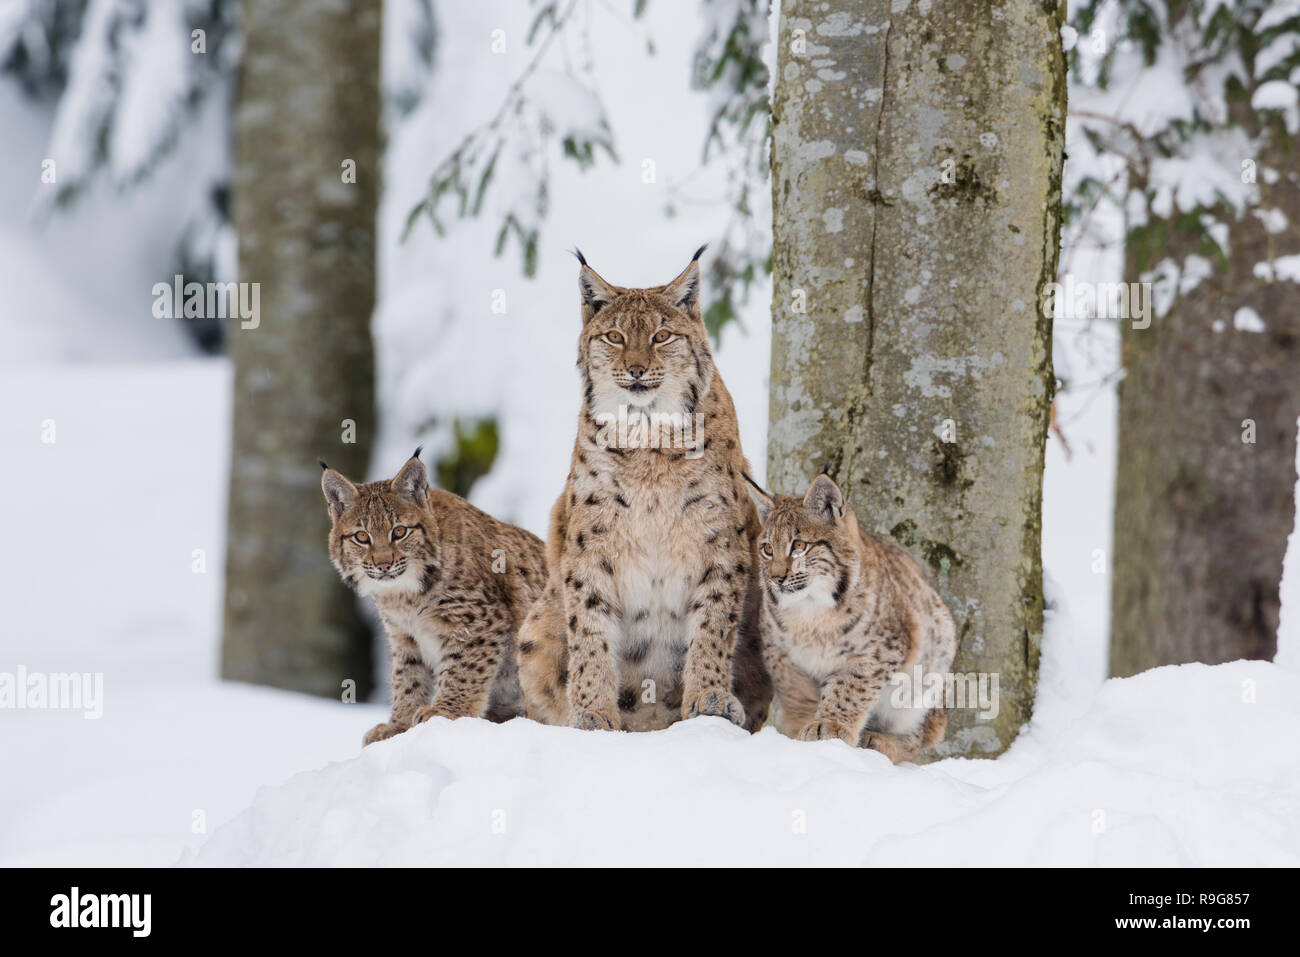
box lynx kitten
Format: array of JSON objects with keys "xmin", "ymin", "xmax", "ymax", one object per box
[
  {"xmin": 321, "ymin": 450, "xmax": 546, "ymax": 745},
  {"xmin": 745, "ymin": 473, "xmax": 957, "ymax": 762}
]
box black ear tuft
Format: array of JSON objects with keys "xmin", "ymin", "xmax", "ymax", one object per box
[
  {"xmin": 413, "ymin": 445, "xmax": 424, "ymax": 461},
  {"xmin": 740, "ymin": 471, "xmax": 767, "ymax": 496},
  {"xmin": 572, "ymin": 247, "xmax": 587, "ymax": 267},
  {"xmin": 318, "ymin": 458, "xmax": 329, "ymax": 471},
  {"xmin": 741, "ymin": 471, "xmax": 775, "ymax": 523},
  {"xmin": 820, "ymin": 463, "xmax": 831, "ymax": 476},
  {"xmin": 691, "ymin": 243, "xmax": 708, "ymax": 263}
]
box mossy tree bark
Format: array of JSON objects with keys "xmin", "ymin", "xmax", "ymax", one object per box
[
  {"xmin": 768, "ymin": 0, "xmax": 1066, "ymax": 757},
  {"xmin": 220, "ymin": 0, "xmax": 381, "ymax": 698},
  {"xmin": 1109, "ymin": 115, "xmax": 1300, "ymax": 677}
]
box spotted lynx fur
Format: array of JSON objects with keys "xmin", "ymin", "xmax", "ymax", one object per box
[
  {"xmin": 516, "ymin": 249, "xmax": 771, "ymax": 732},
  {"xmin": 321, "ymin": 451, "xmax": 546, "ymax": 745},
  {"xmin": 745, "ymin": 473, "xmax": 957, "ymax": 762}
]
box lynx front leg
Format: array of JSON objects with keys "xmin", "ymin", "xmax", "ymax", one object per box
[
  {"xmin": 799, "ymin": 650, "xmax": 899, "ymax": 744},
  {"xmin": 681, "ymin": 561, "xmax": 747, "ymax": 726},
  {"xmin": 364, "ymin": 633, "xmax": 433, "ymax": 746},
  {"xmin": 731, "ymin": 618, "xmax": 773, "ymax": 732},
  {"xmin": 413, "ymin": 613, "xmax": 509, "ymax": 724},
  {"xmin": 517, "ymin": 588, "xmax": 571, "ymax": 725},
  {"xmin": 563, "ymin": 554, "xmax": 621, "ymax": 731},
  {"xmin": 761, "ymin": 638, "xmax": 819, "ymax": 737}
]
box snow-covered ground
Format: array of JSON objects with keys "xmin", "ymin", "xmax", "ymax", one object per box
[{"xmin": 184, "ymin": 661, "xmax": 1300, "ymax": 867}]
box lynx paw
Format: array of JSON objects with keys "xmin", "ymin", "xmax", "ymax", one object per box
[
  {"xmin": 862, "ymin": 733, "xmax": 906, "ymax": 763},
  {"xmin": 570, "ymin": 708, "xmax": 619, "ymax": 731},
  {"xmin": 412, "ymin": 705, "xmax": 451, "ymax": 726},
  {"xmin": 362, "ymin": 722, "xmax": 403, "ymax": 746},
  {"xmin": 685, "ymin": 689, "xmax": 746, "ymax": 727},
  {"xmin": 798, "ymin": 719, "xmax": 854, "ymax": 743}
]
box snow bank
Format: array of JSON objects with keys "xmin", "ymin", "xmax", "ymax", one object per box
[
  {"xmin": 0, "ymin": 681, "xmax": 385, "ymax": 867},
  {"xmin": 186, "ymin": 661, "xmax": 1300, "ymax": 867}
]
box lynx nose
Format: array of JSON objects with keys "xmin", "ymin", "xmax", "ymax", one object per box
[
  {"xmin": 627, "ymin": 364, "xmax": 646, "ymax": 380},
  {"xmin": 770, "ymin": 572, "xmax": 787, "ymax": 585},
  {"xmin": 375, "ymin": 561, "xmax": 392, "ymax": 572}
]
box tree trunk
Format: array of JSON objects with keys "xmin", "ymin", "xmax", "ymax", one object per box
[
  {"xmin": 1110, "ymin": 121, "xmax": 1300, "ymax": 677},
  {"xmin": 767, "ymin": 0, "xmax": 1066, "ymax": 757},
  {"xmin": 221, "ymin": 0, "xmax": 381, "ymax": 698}
]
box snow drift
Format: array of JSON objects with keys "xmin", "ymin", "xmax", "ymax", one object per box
[{"xmin": 185, "ymin": 660, "xmax": 1300, "ymax": 867}]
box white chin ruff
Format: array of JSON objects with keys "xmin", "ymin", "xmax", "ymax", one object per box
[
  {"xmin": 592, "ymin": 377, "xmax": 682, "ymax": 418},
  {"xmin": 778, "ymin": 579, "xmax": 836, "ymax": 609},
  {"xmin": 618, "ymin": 386, "xmax": 662, "ymax": 409},
  {"xmin": 358, "ymin": 569, "xmax": 414, "ymax": 597}
]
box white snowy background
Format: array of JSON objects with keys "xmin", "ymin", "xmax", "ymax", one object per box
[{"xmin": 0, "ymin": 0, "xmax": 1297, "ymax": 866}]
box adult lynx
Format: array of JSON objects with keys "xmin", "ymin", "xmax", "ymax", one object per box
[{"xmin": 517, "ymin": 249, "xmax": 770, "ymax": 731}]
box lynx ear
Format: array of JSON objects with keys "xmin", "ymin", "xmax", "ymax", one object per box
[
  {"xmin": 321, "ymin": 468, "xmax": 359, "ymax": 519},
  {"xmin": 660, "ymin": 245, "xmax": 705, "ymax": 318},
  {"xmin": 803, "ymin": 472, "xmax": 845, "ymax": 524},
  {"xmin": 391, "ymin": 449, "xmax": 429, "ymax": 503},
  {"xmin": 576, "ymin": 251, "xmax": 620, "ymax": 324},
  {"xmin": 741, "ymin": 472, "xmax": 774, "ymax": 524}
]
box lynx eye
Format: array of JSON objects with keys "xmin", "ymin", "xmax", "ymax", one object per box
[
  {"xmin": 352, "ymin": 531, "xmax": 370, "ymax": 545},
  {"xmin": 760, "ymin": 543, "xmax": 773, "ymax": 559},
  {"xmin": 392, "ymin": 526, "xmax": 408, "ymax": 540},
  {"xmin": 791, "ymin": 540, "xmax": 807, "ymax": 555},
  {"xmin": 652, "ymin": 329, "xmax": 673, "ymax": 344},
  {"xmin": 604, "ymin": 330, "xmax": 625, "ymax": 345}
]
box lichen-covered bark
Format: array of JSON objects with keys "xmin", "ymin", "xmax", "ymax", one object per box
[
  {"xmin": 1110, "ymin": 123, "xmax": 1300, "ymax": 677},
  {"xmin": 768, "ymin": 0, "xmax": 1066, "ymax": 757},
  {"xmin": 220, "ymin": 0, "xmax": 381, "ymax": 697}
]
